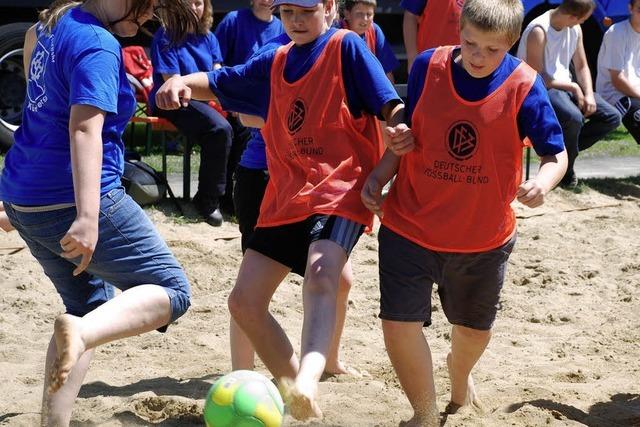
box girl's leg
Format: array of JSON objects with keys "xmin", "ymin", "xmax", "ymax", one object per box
[
  {"xmin": 285, "ymin": 239, "xmax": 347, "ymax": 420},
  {"xmin": 324, "ymin": 260, "xmax": 353, "ymax": 375},
  {"xmin": 228, "ymin": 249, "xmax": 299, "ymax": 379},
  {"xmin": 49, "ymin": 284, "xmax": 172, "ymax": 393},
  {"xmin": 382, "ymin": 320, "xmax": 438, "ymax": 427},
  {"xmin": 230, "ymin": 317, "xmax": 255, "ymax": 370}
]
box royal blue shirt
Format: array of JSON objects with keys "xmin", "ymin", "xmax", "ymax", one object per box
[
  {"xmin": 214, "ymin": 9, "xmax": 284, "ymax": 66},
  {"xmin": 0, "ymin": 7, "xmax": 135, "ymax": 205},
  {"xmin": 149, "ymin": 28, "xmax": 223, "ymax": 111},
  {"xmin": 208, "ymin": 28, "xmax": 400, "ymax": 122},
  {"xmin": 400, "ymin": 0, "xmax": 428, "ymax": 16},
  {"xmin": 368, "ymin": 22, "xmax": 400, "ymax": 74},
  {"xmin": 407, "ymin": 48, "xmax": 565, "ymax": 156}
]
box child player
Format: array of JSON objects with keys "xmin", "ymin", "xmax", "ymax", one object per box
[
  {"xmin": 155, "ymin": 0, "xmax": 410, "ymax": 421},
  {"xmin": 362, "ymin": 0, "xmax": 567, "ymax": 424}
]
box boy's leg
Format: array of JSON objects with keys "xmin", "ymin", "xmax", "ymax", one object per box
[
  {"xmin": 285, "ymin": 239, "xmax": 348, "ymax": 419},
  {"xmin": 446, "ymin": 326, "xmax": 490, "ymax": 413},
  {"xmin": 548, "ymin": 89, "xmax": 584, "ymax": 185},
  {"xmin": 382, "ymin": 320, "xmax": 438, "ymax": 426},
  {"xmin": 324, "ymin": 260, "xmax": 354, "ymax": 375},
  {"xmin": 578, "ymin": 93, "xmax": 622, "ymax": 152},
  {"xmin": 228, "ymin": 249, "xmax": 298, "ymax": 379}
]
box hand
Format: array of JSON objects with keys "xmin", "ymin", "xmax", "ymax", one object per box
[
  {"xmin": 385, "ymin": 123, "xmax": 414, "ymax": 155},
  {"xmin": 570, "ymin": 83, "xmax": 585, "ymax": 112},
  {"xmin": 516, "ymin": 179, "xmax": 546, "ymax": 208},
  {"xmin": 60, "ymin": 216, "xmax": 98, "ymax": 276},
  {"xmin": 582, "ymin": 93, "xmax": 597, "ymax": 117},
  {"xmin": 155, "ymin": 75, "xmax": 191, "ymax": 110},
  {"xmin": 361, "ymin": 174, "xmax": 385, "ymax": 217}
]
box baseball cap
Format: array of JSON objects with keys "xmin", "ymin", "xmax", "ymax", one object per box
[{"xmin": 271, "ymin": 0, "xmax": 322, "ymax": 7}]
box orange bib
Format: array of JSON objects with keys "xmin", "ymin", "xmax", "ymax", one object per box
[
  {"xmin": 258, "ymin": 30, "xmax": 380, "ymax": 228},
  {"xmin": 382, "ymin": 46, "xmax": 536, "ymax": 252},
  {"xmin": 340, "ymin": 20, "xmax": 377, "ymax": 55},
  {"xmin": 417, "ymin": 0, "xmax": 463, "ymax": 52}
]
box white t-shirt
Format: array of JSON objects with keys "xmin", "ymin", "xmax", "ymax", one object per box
[
  {"xmin": 596, "ymin": 20, "xmax": 640, "ymax": 105},
  {"xmin": 517, "ymin": 10, "xmax": 580, "ymax": 84}
]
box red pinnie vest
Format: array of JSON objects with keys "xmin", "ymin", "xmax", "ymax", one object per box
[
  {"xmin": 258, "ymin": 30, "xmax": 381, "ymax": 228},
  {"xmin": 382, "ymin": 46, "xmax": 537, "ymax": 252},
  {"xmin": 417, "ymin": 0, "xmax": 464, "ymax": 52}
]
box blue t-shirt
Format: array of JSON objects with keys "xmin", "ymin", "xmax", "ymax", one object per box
[
  {"xmin": 214, "ymin": 9, "xmax": 284, "ymax": 66},
  {"xmin": 343, "ymin": 21, "xmax": 399, "ymax": 74},
  {"xmin": 0, "ymin": 7, "xmax": 135, "ymax": 205},
  {"xmin": 400, "ymin": 0, "xmax": 427, "ymax": 16},
  {"xmin": 407, "ymin": 48, "xmax": 565, "ymax": 156},
  {"xmin": 149, "ymin": 28, "xmax": 223, "ymax": 111},
  {"xmin": 208, "ymin": 28, "xmax": 400, "ymax": 122}
]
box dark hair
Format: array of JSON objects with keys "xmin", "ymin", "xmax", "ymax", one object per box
[
  {"xmin": 39, "ymin": 0, "xmax": 198, "ymax": 44},
  {"xmin": 558, "ymin": 0, "xmax": 595, "ymax": 17},
  {"xmin": 340, "ymin": 0, "xmax": 376, "ymax": 12}
]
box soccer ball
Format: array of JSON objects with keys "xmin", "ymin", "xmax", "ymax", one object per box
[{"xmin": 204, "ymin": 370, "xmax": 285, "ymax": 427}]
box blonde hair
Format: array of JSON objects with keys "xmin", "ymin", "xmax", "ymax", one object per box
[
  {"xmin": 196, "ymin": 0, "xmax": 214, "ymax": 35},
  {"xmin": 460, "ymin": 0, "xmax": 524, "ymax": 45},
  {"xmin": 38, "ymin": 0, "xmax": 198, "ymax": 44}
]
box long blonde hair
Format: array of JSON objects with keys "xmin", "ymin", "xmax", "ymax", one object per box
[{"xmin": 39, "ymin": 0, "xmax": 198, "ymax": 44}]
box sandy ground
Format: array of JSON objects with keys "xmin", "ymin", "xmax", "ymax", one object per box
[{"xmin": 1, "ymin": 178, "xmax": 639, "ymax": 427}]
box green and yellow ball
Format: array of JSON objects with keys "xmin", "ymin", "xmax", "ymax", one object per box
[{"xmin": 204, "ymin": 370, "xmax": 284, "ymax": 427}]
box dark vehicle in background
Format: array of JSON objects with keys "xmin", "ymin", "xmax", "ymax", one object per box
[{"xmin": 0, "ymin": 0, "xmax": 628, "ymax": 152}]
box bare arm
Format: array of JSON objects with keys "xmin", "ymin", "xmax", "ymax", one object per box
[
  {"xmin": 361, "ymin": 149, "xmax": 401, "ymax": 217},
  {"xmin": 155, "ymin": 72, "xmax": 216, "ymax": 109},
  {"xmin": 526, "ymin": 27, "xmax": 579, "ymax": 94},
  {"xmin": 517, "ymin": 149, "xmax": 568, "ymax": 208},
  {"xmin": 23, "ymin": 25, "xmax": 37, "ymax": 78},
  {"xmin": 238, "ymin": 113, "xmax": 265, "ymax": 128},
  {"xmin": 610, "ymin": 69, "xmax": 640, "ymax": 99},
  {"xmin": 403, "ymin": 11, "xmax": 419, "ymax": 73},
  {"xmin": 61, "ymin": 105, "xmax": 105, "ymax": 275},
  {"xmin": 572, "ymin": 29, "xmax": 596, "ymax": 116}
]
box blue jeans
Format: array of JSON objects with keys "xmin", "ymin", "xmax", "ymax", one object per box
[
  {"xmin": 3, "ymin": 187, "xmax": 191, "ymax": 323},
  {"xmin": 548, "ymin": 89, "xmax": 621, "ymax": 181}
]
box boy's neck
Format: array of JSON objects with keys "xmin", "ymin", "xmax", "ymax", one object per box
[{"xmin": 549, "ymin": 8, "xmax": 568, "ymax": 31}]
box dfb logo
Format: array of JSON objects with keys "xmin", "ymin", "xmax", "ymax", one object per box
[
  {"xmin": 287, "ymin": 98, "xmax": 306, "ymax": 135},
  {"xmin": 446, "ymin": 121, "xmax": 478, "ymax": 160}
]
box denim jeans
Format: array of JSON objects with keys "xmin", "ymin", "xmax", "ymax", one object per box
[
  {"xmin": 548, "ymin": 89, "xmax": 621, "ymax": 180},
  {"xmin": 157, "ymin": 100, "xmax": 232, "ymax": 200},
  {"xmin": 3, "ymin": 187, "xmax": 191, "ymax": 323}
]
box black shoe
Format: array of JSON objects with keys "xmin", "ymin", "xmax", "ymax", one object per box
[
  {"xmin": 193, "ymin": 193, "xmax": 223, "ymax": 227},
  {"xmin": 559, "ymin": 170, "xmax": 578, "ymax": 189},
  {"xmin": 218, "ymin": 194, "xmax": 235, "ymax": 217}
]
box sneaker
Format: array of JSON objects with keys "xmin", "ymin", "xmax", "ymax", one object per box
[
  {"xmin": 193, "ymin": 193, "xmax": 223, "ymax": 227},
  {"xmin": 559, "ymin": 171, "xmax": 578, "ymax": 189}
]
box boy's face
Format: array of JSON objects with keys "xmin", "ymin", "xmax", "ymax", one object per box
[
  {"xmin": 459, "ymin": 22, "xmax": 513, "ymax": 78},
  {"xmin": 630, "ymin": 0, "xmax": 640, "ymax": 27},
  {"xmin": 344, "ymin": 3, "xmax": 375, "ymax": 35},
  {"xmin": 280, "ymin": 2, "xmax": 331, "ymax": 45},
  {"xmin": 252, "ymin": 0, "xmax": 274, "ymax": 13}
]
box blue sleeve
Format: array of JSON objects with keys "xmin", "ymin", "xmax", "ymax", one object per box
[
  {"xmin": 373, "ymin": 23, "xmax": 399, "ymax": 74},
  {"xmin": 208, "ymin": 33, "xmax": 223, "ymax": 65},
  {"xmin": 340, "ymin": 32, "xmax": 402, "ymax": 119},
  {"xmin": 70, "ymin": 48, "xmax": 120, "ymax": 113},
  {"xmin": 517, "ymin": 75, "xmax": 565, "ymax": 156},
  {"xmin": 406, "ymin": 49, "xmax": 434, "ymax": 127},
  {"xmin": 151, "ymin": 31, "xmax": 180, "ymax": 75},
  {"xmin": 400, "ymin": 0, "xmax": 426, "ymax": 16},
  {"xmin": 213, "ymin": 12, "xmax": 236, "ymax": 64},
  {"xmin": 207, "ymin": 50, "xmax": 274, "ymax": 120}
]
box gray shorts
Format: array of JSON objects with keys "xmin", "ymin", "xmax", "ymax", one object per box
[{"xmin": 378, "ymin": 225, "xmax": 516, "ymax": 330}]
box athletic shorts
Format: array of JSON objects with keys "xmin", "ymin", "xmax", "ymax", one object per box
[
  {"xmin": 247, "ymin": 215, "xmax": 364, "ymax": 276},
  {"xmin": 378, "ymin": 225, "xmax": 516, "ymax": 330}
]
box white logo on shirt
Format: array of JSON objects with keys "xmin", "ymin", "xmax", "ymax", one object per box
[{"xmin": 27, "ymin": 40, "xmax": 50, "ymax": 108}]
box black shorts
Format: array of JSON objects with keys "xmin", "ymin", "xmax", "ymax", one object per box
[
  {"xmin": 233, "ymin": 165, "xmax": 270, "ymax": 253},
  {"xmin": 378, "ymin": 225, "xmax": 516, "ymax": 330},
  {"xmin": 247, "ymin": 215, "xmax": 365, "ymax": 277}
]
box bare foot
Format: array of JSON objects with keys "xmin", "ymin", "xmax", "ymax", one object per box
[
  {"xmin": 445, "ymin": 353, "xmax": 484, "ymax": 414},
  {"xmin": 323, "ymin": 360, "xmax": 362, "ymax": 378},
  {"xmin": 278, "ymin": 377, "xmax": 323, "ymax": 421},
  {"xmin": 398, "ymin": 403, "xmax": 439, "ymax": 427},
  {"xmin": 49, "ymin": 314, "xmax": 86, "ymax": 394}
]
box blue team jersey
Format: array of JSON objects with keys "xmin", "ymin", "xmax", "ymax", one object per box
[
  {"xmin": 0, "ymin": 7, "xmax": 135, "ymax": 205},
  {"xmin": 208, "ymin": 28, "xmax": 400, "ymax": 122},
  {"xmin": 400, "ymin": 0, "xmax": 427, "ymax": 15},
  {"xmin": 369, "ymin": 22, "xmax": 400, "ymax": 74},
  {"xmin": 149, "ymin": 28, "xmax": 223, "ymax": 111},
  {"xmin": 214, "ymin": 9, "xmax": 284, "ymax": 66},
  {"xmin": 407, "ymin": 48, "xmax": 565, "ymax": 156}
]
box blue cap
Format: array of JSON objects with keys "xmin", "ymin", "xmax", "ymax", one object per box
[{"xmin": 271, "ymin": 0, "xmax": 322, "ymax": 7}]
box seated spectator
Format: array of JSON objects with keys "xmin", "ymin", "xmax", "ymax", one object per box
[
  {"xmin": 596, "ymin": 0, "xmax": 640, "ymax": 144},
  {"xmin": 340, "ymin": 0, "xmax": 400, "ymax": 81},
  {"xmin": 517, "ymin": 0, "xmax": 621, "ymax": 187},
  {"xmin": 150, "ymin": 0, "xmax": 232, "ymax": 226},
  {"xmin": 401, "ymin": 0, "xmax": 464, "ymax": 72}
]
